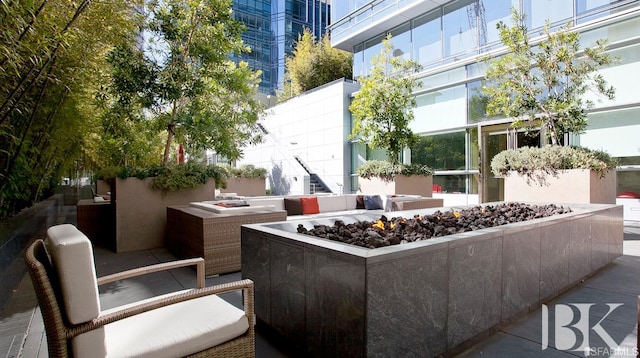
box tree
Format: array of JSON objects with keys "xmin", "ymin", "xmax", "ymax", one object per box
[
  {"xmin": 145, "ymin": 0, "xmax": 264, "ymax": 164},
  {"xmin": 482, "ymin": 8, "xmax": 616, "ymax": 145},
  {"xmin": 349, "ymin": 35, "xmax": 422, "ymax": 165},
  {"xmin": 279, "ymin": 28, "xmax": 352, "ymax": 100},
  {"xmin": 0, "ymin": 0, "xmax": 142, "ymax": 217}
]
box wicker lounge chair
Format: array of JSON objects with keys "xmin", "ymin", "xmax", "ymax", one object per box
[{"xmin": 25, "ymin": 224, "xmax": 255, "ymax": 357}]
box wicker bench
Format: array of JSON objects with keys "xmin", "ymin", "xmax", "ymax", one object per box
[{"xmin": 167, "ymin": 206, "xmax": 287, "ymax": 276}]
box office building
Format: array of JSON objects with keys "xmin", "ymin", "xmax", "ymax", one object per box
[
  {"xmin": 329, "ymin": 0, "xmax": 640, "ymax": 203},
  {"xmin": 240, "ymin": 0, "xmax": 640, "ymax": 208},
  {"xmin": 232, "ymin": 0, "xmax": 331, "ymax": 95}
]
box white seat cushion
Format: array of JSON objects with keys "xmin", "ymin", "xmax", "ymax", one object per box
[
  {"xmin": 317, "ymin": 195, "xmax": 348, "ymax": 212},
  {"xmin": 73, "ymin": 292, "xmax": 249, "ymax": 358},
  {"xmin": 45, "ymin": 224, "xmax": 100, "ymax": 324}
]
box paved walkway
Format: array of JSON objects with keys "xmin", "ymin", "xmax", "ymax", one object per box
[{"xmin": 1, "ymin": 208, "xmax": 639, "ymax": 357}]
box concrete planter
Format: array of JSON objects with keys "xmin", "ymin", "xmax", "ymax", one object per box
[
  {"xmin": 504, "ymin": 169, "xmax": 616, "ymax": 204},
  {"xmin": 221, "ymin": 177, "xmax": 266, "ymax": 196},
  {"xmin": 241, "ymin": 203, "xmax": 623, "ymax": 357},
  {"xmin": 358, "ymin": 175, "xmax": 433, "ymax": 197},
  {"xmin": 96, "ymin": 179, "xmax": 111, "ymax": 196},
  {"xmin": 112, "ymin": 177, "xmax": 215, "ymax": 252}
]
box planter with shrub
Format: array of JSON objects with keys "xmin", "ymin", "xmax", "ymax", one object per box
[
  {"xmin": 94, "ymin": 163, "xmax": 224, "ymax": 252},
  {"xmin": 357, "ymin": 160, "xmax": 434, "ymax": 197},
  {"xmin": 492, "ymin": 146, "xmax": 617, "ymax": 204},
  {"xmin": 218, "ymin": 164, "xmax": 267, "ymax": 196}
]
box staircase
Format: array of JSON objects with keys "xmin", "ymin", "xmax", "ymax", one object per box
[{"xmin": 294, "ymin": 156, "xmax": 332, "ymax": 194}]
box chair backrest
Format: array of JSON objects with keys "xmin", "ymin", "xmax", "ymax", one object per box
[
  {"xmin": 44, "ymin": 224, "xmax": 101, "ymax": 324},
  {"xmin": 25, "ymin": 239, "xmax": 70, "ymax": 357},
  {"xmin": 25, "ymin": 225, "xmax": 103, "ymax": 358}
]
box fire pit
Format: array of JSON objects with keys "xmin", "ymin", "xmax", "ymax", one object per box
[
  {"xmin": 296, "ymin": 203, "xmax": 572, "ymax": 248},
  {"xmin": 241, "ymin": 203, "xmax": 622, "ymax": 357}
]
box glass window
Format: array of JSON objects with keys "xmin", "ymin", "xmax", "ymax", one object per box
[
  {"xmin": 420, "ymin": 67, "xmax": 466, "ymax": 90},
  {"xmin": 582, "ymin": 43, "xmax": 640, "ymax": 108},
  {"xmin": 362, "ymin": 34, "xmax": 385, "ymax": 77},
  {"xmin": 412, "ymin": 10, "xmax": 442, "ymax": 67},
  {"xmin": 468, "ymin": 127, "xmax": 479, "ymax": 170},
  {"xmin": 617, "ymin": 170, "xmax": 640, "ymax": 196},
  {"xmin": 467, "ymin": 80, "xmax": 498, "ymax": 123},
  {"xmin": 443, "ymin": 0, "xmax": 478, "ymax": 60},
  {"xmin": 412, "ymin": 85, "xmax": 467, "ymax": 133},
  {"xmin": 433, "ymin": 175, "xmax": 471, "ymax": 194},
  {"xmin": 579, "ymin": 107, "xmax": 640, "ymax": 158},
  {"xmin": 523, "ymin": 0, "xmax": 573, "ymax": 29},
  {"xmin": 331, "ymin": 1, "xmax": 351, "ymax": 22},
  {"xmin": 389, "ymin": 23, "xmax": 411, "ymax": 61},
  {"xmin": 480, "ymin": 0, "xmax": 519, "ymax": 46},
  {"xmin": 411, "ymin": 131, "xmax": 466, "ymax": 171},
  {"xmin": 617, "ymin": 156, "xmax": 640, "ymax": 195},
  {"xmin": 576, "ymin": 0, "xmax": 622, "ymax": 14},
  {"xmin": 353, "ymin": 44, "xmax": 364, "ymax": 80}
]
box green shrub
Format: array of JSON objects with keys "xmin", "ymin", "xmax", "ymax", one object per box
[
  {"xmin": 491, "ymin": 145, "xmax": 617, "ymax": 185},
  {"xmin": 217, "ymin": 164, "xmax": 267, "ymax": 179},
  {"xmin": 93, "ymin": 163, "xmax": 226, "ymax": 191},
  {"xmin": 356, "ymin": 160, "xmax": 433, "ymax": 183}
]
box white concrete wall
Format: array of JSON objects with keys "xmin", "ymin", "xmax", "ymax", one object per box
[{"xmin": 239, "ymin": 79, "xmax": 360, "ymax": 195}]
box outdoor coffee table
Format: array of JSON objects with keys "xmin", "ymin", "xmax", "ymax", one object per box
[{"xmin": 166, "ymin": 205, "xmax": 287, "ymax": 276}]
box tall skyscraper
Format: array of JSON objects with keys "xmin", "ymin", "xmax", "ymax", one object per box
[{"xmin": 232, "ymin": 0, "xmax": 331, "ymax": 95}]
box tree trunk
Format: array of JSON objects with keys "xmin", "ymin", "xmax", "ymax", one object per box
[{"xmin": 163, "ymin": 123, "xmax": 175, "ymax": 165}]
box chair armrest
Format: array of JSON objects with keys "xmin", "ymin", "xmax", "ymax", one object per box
[
  {"xmin": 97, "ymin": 257, "xmax": 205, "ymax": 288},
  {"xmin": 69, "ymin": 279, "xmax": 255, "ymax": 338}
]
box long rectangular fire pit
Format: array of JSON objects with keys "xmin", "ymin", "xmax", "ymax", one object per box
[{"xmin": 241, "ymin": 203, "xmax": 623, "ymax": 357}]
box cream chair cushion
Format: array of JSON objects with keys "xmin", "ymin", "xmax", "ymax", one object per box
[
  {"xmin": 73, "ymin": 291, "xmax": 249, "ymax": 358},
  {"xmin": 45, "ymin": 224, "xmax": 100, "ymax": 324}
]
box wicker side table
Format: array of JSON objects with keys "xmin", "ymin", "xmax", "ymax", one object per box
[{"xmin": 167, "ymin": 206, "xmax": 287, "ymax": 276}]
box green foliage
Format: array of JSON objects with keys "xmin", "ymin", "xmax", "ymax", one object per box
[
  {"xmin": 349, "ymin": 35, "xmax": 422, "ymax": 164},
  {"xmin": 0, "ymin": 0, "xmax": 143, "ymax": 218},
  {"xmin": 219, "ymin": 164, "xmax": 267, "ymax": 179},
  {"xmin": 491, "ymin": 145, "xmax": 617, "ymax": 185},
  {"xmin": 151, "ymin": 163, "xmax": 225, "ymax": 191},
  {"xmin": 94, "ymin": 163, "xmax": 225, "ymax": 191},
  {"xmin": 356, "ymin": 160, "xmax": 433, "ymax": 183},
  {"xmin": 482, "ymin": 8, "xmax": 616, "ymax": 145},
  {"xmin": 101, "ymin": 0, "xmax": 264, "ymax": 165},
  {"xmin": 279, "ymin": 28, "xmax": 353, "ymax": 100}
]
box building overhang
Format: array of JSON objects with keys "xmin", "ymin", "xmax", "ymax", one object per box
[{"xmin": 330, "ymin": 0, "xmax": 450, "ymax": 51}]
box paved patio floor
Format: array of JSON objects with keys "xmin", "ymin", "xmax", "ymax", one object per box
[{"xmin": 1, "ymin": 207, "xmax": 639, "ymax": 357}]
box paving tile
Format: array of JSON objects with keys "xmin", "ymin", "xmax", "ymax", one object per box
[{"xmin": 456, "ymin": 331, "xmax": 577, "ymax": 357}]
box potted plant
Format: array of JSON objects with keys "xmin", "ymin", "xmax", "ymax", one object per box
[
  {"xmin": 482, "ymin": 8, "xmax": 617, "ymax": 203},
  {"xmin": 492, "ymin": 146, "xmax": 617, "ymax": 204},
  {"xmin": 94, "ymin": 163, "xmax": 224, "ymax": 252},
  {"xmin": 218, "ymin": 164, "xmax": 268, "ymax": 196},
  {"xmin": 349, "ymin": 35, "xmax": 432, "ymax": 195},
  {"xmin": 356, "ymin": 160, "xmax": 434, "ymax": 197}
]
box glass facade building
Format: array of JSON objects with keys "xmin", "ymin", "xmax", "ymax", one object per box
[
  {"xmin": 330, "ymin": 0, "xmax": 640, "ymax": 202},
  {"xmin": 232, "ymin": 0, "xmax": 331, "ymax": 95}
]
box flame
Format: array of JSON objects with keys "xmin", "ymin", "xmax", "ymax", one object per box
[
  {"xmin": 453, "ymin": 211, "xmax": 461, "ymax": 218},
  {"xmin": 372, "ymin": 220, "xmax": 397, "ymax": 230}
]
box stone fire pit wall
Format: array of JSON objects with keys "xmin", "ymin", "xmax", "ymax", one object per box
[{"xmin": 241, "ymin": 203, "xmax": 623, "ymax": 357}]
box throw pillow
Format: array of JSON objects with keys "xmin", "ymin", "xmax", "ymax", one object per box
[
  {"xmin": 363, "ymin": 195, "xmax": 383, "ymax": 210},
  {"xmin": 284, "ymin": 198, "xmax": 303, "ymax": 216},
  {"xmin": 300, "ymin": 196, "xmax": 320, "ymax": 215},
  {"xmin": 356, "ymin": 195, "xmax": 365, "ymax": 209}
]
